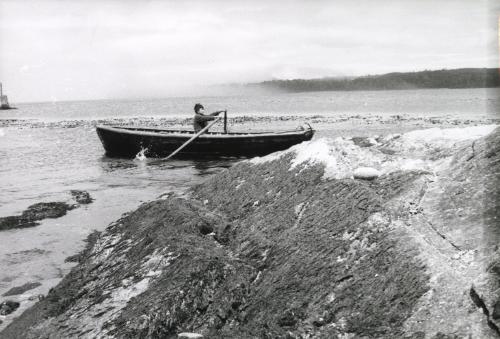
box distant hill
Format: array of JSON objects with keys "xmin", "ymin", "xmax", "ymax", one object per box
[{"xmin": 253, "ymin": 68, "xmax": 500, "ymax": 92}]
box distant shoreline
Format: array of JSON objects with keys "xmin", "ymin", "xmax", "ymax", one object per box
[
  {"xmin": 7, "ymin": 68, "xmax": 500, "ymax": 104},
  {"xmin": 9, "ymin": 86, "xmax": 498, "ymax": 106},
  {"xmin": 246, "ymin": 68, "xmax": 500, "ymax": 93}
]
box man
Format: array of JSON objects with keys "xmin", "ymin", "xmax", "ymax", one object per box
[{"xmin": 193, "ymin": 103, "xmax": 225, "ymax": 132}]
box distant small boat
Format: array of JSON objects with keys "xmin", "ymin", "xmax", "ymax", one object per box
[
  {"xmin": 0, "ymin": 82, "xmax": 15, "ymax": 110},
  {"xmin": 96, "ymin": 124, "xmax": 314, "ymax": 158}
]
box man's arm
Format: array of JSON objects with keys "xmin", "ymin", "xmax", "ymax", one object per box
[
  {"xmin": 195, "ymin": 114, "xmax": 217, "ymax": 122},
  {"xmin": 209, "ymin": 110, "xmax": 225, "ymax": 116}
]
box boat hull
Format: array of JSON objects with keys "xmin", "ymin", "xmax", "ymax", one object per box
[{"xmin": 96, "ymin": 125, "xmax": 315, "ymax": 158}]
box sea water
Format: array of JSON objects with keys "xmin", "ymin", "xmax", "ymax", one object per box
[{"xmin": 0, "ymin": 88, "xmax": 498, "ymax": 328}]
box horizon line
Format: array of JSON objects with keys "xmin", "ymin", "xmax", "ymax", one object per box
[{"xmin": 5, "ymin": 66, "xmax": 499, "ymax": 105}]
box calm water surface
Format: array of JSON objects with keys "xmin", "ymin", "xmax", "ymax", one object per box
[{"xmin": 2, "ymin": 88, "xmax": 498, "ymax": 120}]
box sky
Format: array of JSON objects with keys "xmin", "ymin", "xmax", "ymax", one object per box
[{"xmin": 0, "ymin": 0, "xmax": 498, "ymax": 102}]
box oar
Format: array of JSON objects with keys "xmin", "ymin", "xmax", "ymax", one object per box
[{"xmin": 162, "ymin": 116, "xmax": 222, "ymax": 161}]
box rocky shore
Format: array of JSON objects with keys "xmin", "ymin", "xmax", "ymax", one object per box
[{"xmin": 1, "ymin": 125, "xmax": 499, "ymax": 338}]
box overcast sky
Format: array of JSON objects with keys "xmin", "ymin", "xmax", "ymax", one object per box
[{"xmin": 0, "ymin": 0, "xmax": 498, "ymax": 102}]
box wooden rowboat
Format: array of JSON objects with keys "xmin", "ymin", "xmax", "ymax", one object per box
[{"xmin": 96, "ymin": 124, "xmax": 315, "ymax": 158}]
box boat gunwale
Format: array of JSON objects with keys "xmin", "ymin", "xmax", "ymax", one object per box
[{"xmin": 96, "ymin": 124, "xmax": 314, "ymax": 139}]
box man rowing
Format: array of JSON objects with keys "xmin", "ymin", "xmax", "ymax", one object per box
[{"xmin": 193, "ymin": 103, "xmax": 225, "ymax": 132}]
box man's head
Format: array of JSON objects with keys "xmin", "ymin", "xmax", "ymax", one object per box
[{"xmin": 194, "ymin": 103, "xmax": 204, "ymax": 114}]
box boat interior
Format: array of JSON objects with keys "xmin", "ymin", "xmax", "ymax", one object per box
[{"xmin": 101, "ymin": 125, "xmax": 313, "ymax": 136}]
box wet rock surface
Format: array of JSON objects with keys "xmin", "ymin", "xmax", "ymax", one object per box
[
  {"xmin": 1, "ymin": 127, "xmax": 499, "ymax": 338},
  {"xmin": 20, "ymin": 202, "xmax": 73, "ymax": 220},
  {"xmin": 0, "ymin": 191, "xmax": 94, "ymax": 231},
  {"xmin": 70, "ymin": 190, "xmax": 94, "ymax": 205},
  {"xmin": 0, "ymin": 301, "xmax": 19, "ymax": 316},
  {"xmin": 0, "ymin": 202, "xmax": 74, "ymax": 230},
  {"xmin": 2, "ymin": 283, "xmax": 42, "ymax": 297}
]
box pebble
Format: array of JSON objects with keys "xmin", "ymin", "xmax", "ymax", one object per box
[
  {"xmin": 353, "ymin": 167, "xmax": 381, "ymax": 180},
  {"xmin": 178, "ymin": 333, "xmax": 203, "ymax": 338}
]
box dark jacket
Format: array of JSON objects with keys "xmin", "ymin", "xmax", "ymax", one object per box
[{"xmin": 193, "ymin": 112, "xmax": 219, "ymax": 132}]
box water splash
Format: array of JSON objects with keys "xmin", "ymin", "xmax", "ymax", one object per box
[{"xmin": 135, "ymin": 148, "xmax": 148, "ymax": 161}]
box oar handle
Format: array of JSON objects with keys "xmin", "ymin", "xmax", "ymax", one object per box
[
  {"xmin": 163, "ymin": 116, "xmax": 222, "ymax": 160},
  {"xmin": 223, "ymin": 110, "xmax": 228, "ymax": 134}
]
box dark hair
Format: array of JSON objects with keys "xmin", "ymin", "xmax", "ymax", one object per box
[{"xmin": 194, "ymin": 103, "xmax": 204, "ymax": 113}]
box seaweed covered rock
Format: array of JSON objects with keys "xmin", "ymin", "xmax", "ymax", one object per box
[
  {"xmin": 0, "ymin": 190, "xmax": 94, "ymax": 231},
  {"xmin": 71, "ymin": 190, "xmax": 94, "ymax": 205},
  {"xmin": 0, "ymin": 202, "xmax": 75, "ymax": 230},
  {"xmin": 0, "ymin": 301, "xmax": 19, "ymax": 316},
  {"xmin": 2, "ymin": 282, "xmax": 42, "ymax": 297},
  {"xmin": 2, "ymin": 126, "xmax": 499, "ymax": 338}
]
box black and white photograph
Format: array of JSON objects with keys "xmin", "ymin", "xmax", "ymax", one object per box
[{"xmin": 0, "ymin": 0, "xmax": 499, "ymax": 338}]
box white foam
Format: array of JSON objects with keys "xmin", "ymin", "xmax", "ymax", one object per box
[
  {"xmin": 247, "ymin": 125, "xmax": 498, "ymax": 180},
  {"xmin": 403, "ymin": 125, "xmax": 497, "ymax": 142},
  {"xmin": 288, "ymin": 137, "xmax": 384, "ymax": 179},
  {"xmin": 135, "ymin": 148, "xmax": 148, "ymax": 161},
  {"xmin": 249, "ymin": 137, "xmax": 377, "ymax": 179},
  {"xmin": 381, "ymin": 125, "xmax": 498, "ymax": 160},
  {"xmin": 290, "ymin": 139, "xmax": 336, "ymax": 169}
]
